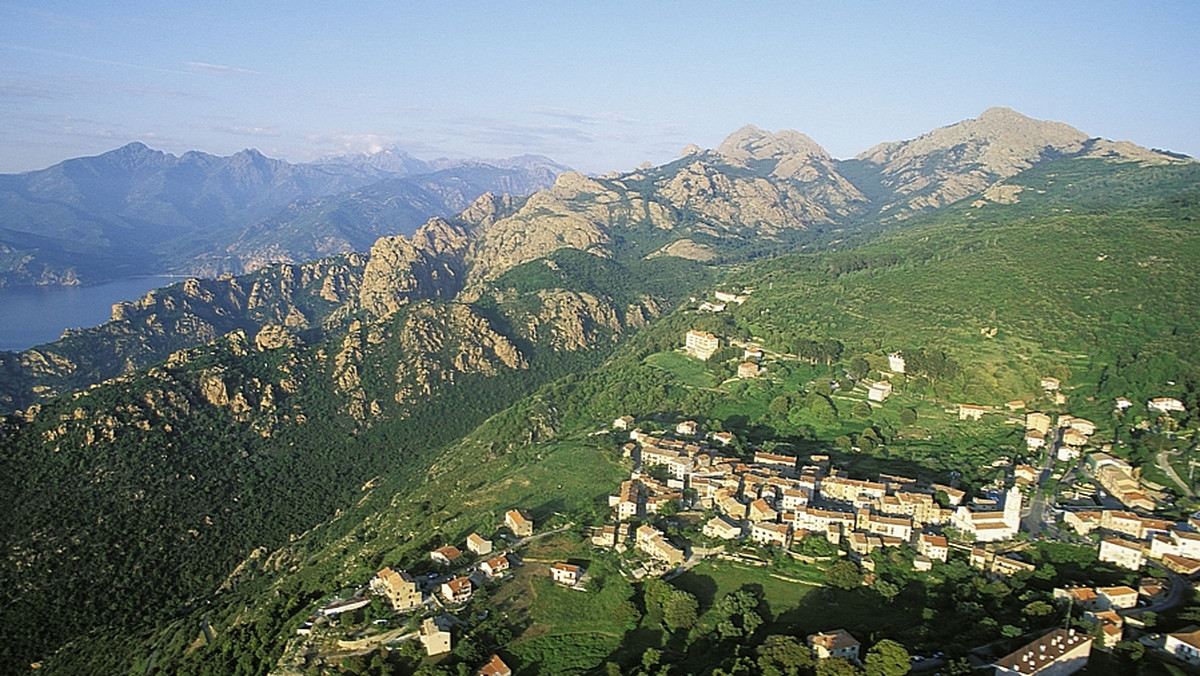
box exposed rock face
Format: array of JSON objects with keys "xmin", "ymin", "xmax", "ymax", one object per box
[
  {"xmin": 657, "ymin": 158, "xmax": 854, "ymax": 234},
  {"xmin": 647, "ymin": 238, "xmax": 716, "ymax": 261},
  {"xmin": 522, "ymin": 290, "xmax": 624, "ymax": 351},
  {"xmin": 255, "ymin": 325, "xmax": 297, "ymax": 350},
  {"xmin": 458, "ymin": 191, "xmax": 517, "ymax": 229},
  {"xmin": 391, "ymin": 303, "xmax": 527, "ymax": 407},
  {"xmin": 853, "ymin": 107, "xmax": 1189, "ymax": 216},
  {"xmin": 464, "ymin": 172, "xmax": 623, "ymax": 284},
  {"xmin": 358, "ymin": 219, "xmax": 469, "ymax": 319},
  {"xmin": 717, "ymin": 124, "xmax": 829, "ymax": 176},
  {"xmin": 0, "ymin": 255, "xmax": 367, "ymax": 413}
]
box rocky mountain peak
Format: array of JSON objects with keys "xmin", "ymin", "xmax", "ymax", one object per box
[
  {"xmin": 89, "ymin": 141, "xmax": 171, "ymax": 171},
  {"xmin": 713, "ymin": 124, "xmax": 839, "ymax": 185},
  {"xmin": 857, "ymin": 107, "xmax": 1090, "ymax": 179},
  {"xmin": 717, "ymin": 124, "xmax": 830, "ymax": 165},
  {"xmin": 847, "ymin": 107, "xmax": 1188, "ymax": 216},
  {"xmin": 410, "ymin": 217, "xmax": 470, "ymax": 258},
  {"xmin": 458, "ymin": 192, "xmax": 515, "ymax": 229}
]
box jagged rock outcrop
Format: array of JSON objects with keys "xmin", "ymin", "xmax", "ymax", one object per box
[
  {"xmin": 391, "ymin": 303, "xmax": 527, "ymax": 408},
  {"xmin": 0, "ymin": 255, "xmax": 366, "ymax": 413},
  {"xmin": 521, "ymin": 290, "xmax": 624, "ymax": 351},
  {"xmin": 358, "ymin": 219, "xmax": 469, "ymax": 319},
  {"xmin": 464, "ymin": 172, "xmax": 622, "ymax": 284},
  {"xmin": 457, "ymin": 191, "xmax": 517, "ymax": 229},
  {"xmin": 255, "ymin": 325, "xmax": 297, "ymax": 351}
]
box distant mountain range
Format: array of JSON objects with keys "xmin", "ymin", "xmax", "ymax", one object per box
[{"xmin": 0, "ymin": 144, "xmax": 570, "ymax": 286}]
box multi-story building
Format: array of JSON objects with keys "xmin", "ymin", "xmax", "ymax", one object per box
[
  {"xmin": 466, "ymin": 532, "xmax": 492, "ymax": 556},
  {"xmin": 868, "ymin": 380, "xmax": 893, "ymax": 402},
  {"xmin": 441, "ymin": 577, "xmax": 473, "ymax": 605},
  {"xmin": 685, "ymin": 330, "xmax": 720, "ymax": 360},
  {"xmin": 551, "ymin": 562, "xmax": 583, "ymax": 586},
  {"xmin": 1099, "ymin": 537, "xmax": 1145, "ymax": 571},
  {"xmin": 821, "ymin": 476, "xmax": 887, "ymax": 503},
  {"xmin": 918, "ymin": 534, "xmax": 948, "ymax": 562},
  {"xmin": 703, "ymin": 515, "xmax": 743, "ymax": 540},
  {"xmin": 373, "ymin": 567, "xmax": 423, "ymax": 611},
  {"xmin": 505, "ymin": 509, "xmax": 533, "ymax": 537},
  {"xmin": 992, "ymin": 629, "xmax": 1091, "ymax": 676},
  {"xmin": 420, "ymin": 616, "xmax": 452, "ymax": 656},
  {"xmin": 431, "ymin": 545, "xmax": 463, "ymax": 565},
  {"xmin": 750, "ymin": 521, "xmax": 792, "ymax": 549},
  {"xmin": 1165, "ymin": 627, "xmax": 1200, "ymax": 666},
  {"xmin": 636, "ymin": 524, "xmax": 685, "ymax": 566},
  {"xmin": 481, "ymin": 555, "xmax": 510, "ymax": 579},
  {"xmin": 856, "ymin": 510, "xmax": 913, "ymax": 541}
]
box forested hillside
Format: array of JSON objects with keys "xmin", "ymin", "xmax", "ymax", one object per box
[{"xmin": 0, "ymin": 251, "xmax": 711, "ymax": 673}]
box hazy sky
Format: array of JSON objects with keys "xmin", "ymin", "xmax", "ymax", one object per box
[{"xmin": 2, "ymin": 2, "xmax": 1198, "ymax": 174}]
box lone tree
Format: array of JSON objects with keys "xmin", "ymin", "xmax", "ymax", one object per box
[{"xmin": 662, "ymin": 590, "xmax": 699, "ymax": 632}]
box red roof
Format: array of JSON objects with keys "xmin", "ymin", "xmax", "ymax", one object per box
[{"xmin": 478, "ymin": 653, "xmax": 512, "ymax": 676}]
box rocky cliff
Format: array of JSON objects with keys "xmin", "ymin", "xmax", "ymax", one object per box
[{"xmin": 0, "ymin": 254, "xmax": 367, "ymax": 411}]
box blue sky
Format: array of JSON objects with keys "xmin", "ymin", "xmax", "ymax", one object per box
[{"xmin": 2, "ymin": 2, "xmax": 1198, "ymax": 174}]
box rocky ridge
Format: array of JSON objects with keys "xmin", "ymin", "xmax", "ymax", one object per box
[
  {"xmin": 852, "ymin": 106, "xmax": 1190, "ymax": 216},
  {"xmin": 3, "ymin": 107, "xmax": 1187, "ymax": 415}
]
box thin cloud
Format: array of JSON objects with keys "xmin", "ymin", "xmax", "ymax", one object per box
[
  {"xmin": 0, "ymin": 80, "xmax": 58, "ymax": 100},
  {"xmin": 185, "ymin": 61, "xmax": 262, "ymax": 77},
  {"xmin": 212, "ymin": 124, "xmax": 280, "ymax": 137},
  {"xmin": 15, "ymin": 7, "xmax": 95, "ymax": 30},
  {"xmin": 0, "ymin": 43, "xmax": 191, "ymax": 75},
  {"xmin": 301, "ymin": 132, "xmax": 400, "ymax": 156},
  {"xmin": 530, "ymin": 107, "xmax": 638, "ymax": 125}
]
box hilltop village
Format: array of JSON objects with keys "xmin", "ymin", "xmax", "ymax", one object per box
[{"xmin": 279, "ymin": 300, "xmax": 1199, "ymax": 676}]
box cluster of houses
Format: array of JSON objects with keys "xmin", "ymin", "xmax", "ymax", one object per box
[
  {"xmin": 595, "ymin": 415, "xmax": 1030, "ymax": 573},
  {"xmin": 1062, "ymin": 507, "xmax": 1200, "ymax": 575},
  {"xmin": 362, "ymin": 505, "xmax": 591, "ymax": 667},
  {"xmin": 338, "ymin": 509, "xmax": 535, "ymax": 664},
  {"xmin": 696, "ymin": 288, "xmax": 752, "ymax": 313},
  {"xmin": 1053, "ymin": 584, "xmax": 1141, "ymax": 648}
]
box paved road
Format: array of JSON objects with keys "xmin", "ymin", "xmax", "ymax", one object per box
[
  {"xmin": 1126, "ymin": 568, "xmax": 1189, "ymax": 617},
  {"xmin": 1021, "ymin": 442, "xmax": 1057, "ymax": 536},
  {"xmin": 1156, "ymin": 450, "xmax": 1194, "ymax": 497}
]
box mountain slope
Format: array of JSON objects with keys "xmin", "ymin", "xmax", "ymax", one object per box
[
  {"xmin": 729, "ymin": 157, "xmax": 1200, "ymax": 405},
  {"xmin": 0, "ymin": 242, "xmax": 711, "ymax": 674},
  {"xmin": 842, "ymin": 106, "xmax": 1188, "ymax": 218},
  {"xmin": 0, "ymin": 145, "xmax": 568, "ymax": 286},
  {"xmin": 41, "ymin": 155, "xmax": 1200, "ymax": 676},
  {"xmin": 1, "ymin": 114, "xmax": 1198, "ymax": 674}
]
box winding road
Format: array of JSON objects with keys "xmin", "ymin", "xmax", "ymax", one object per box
[{"xmin": 1156, "ymin": 450, "xmax": 1194, "ymax": 498}]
